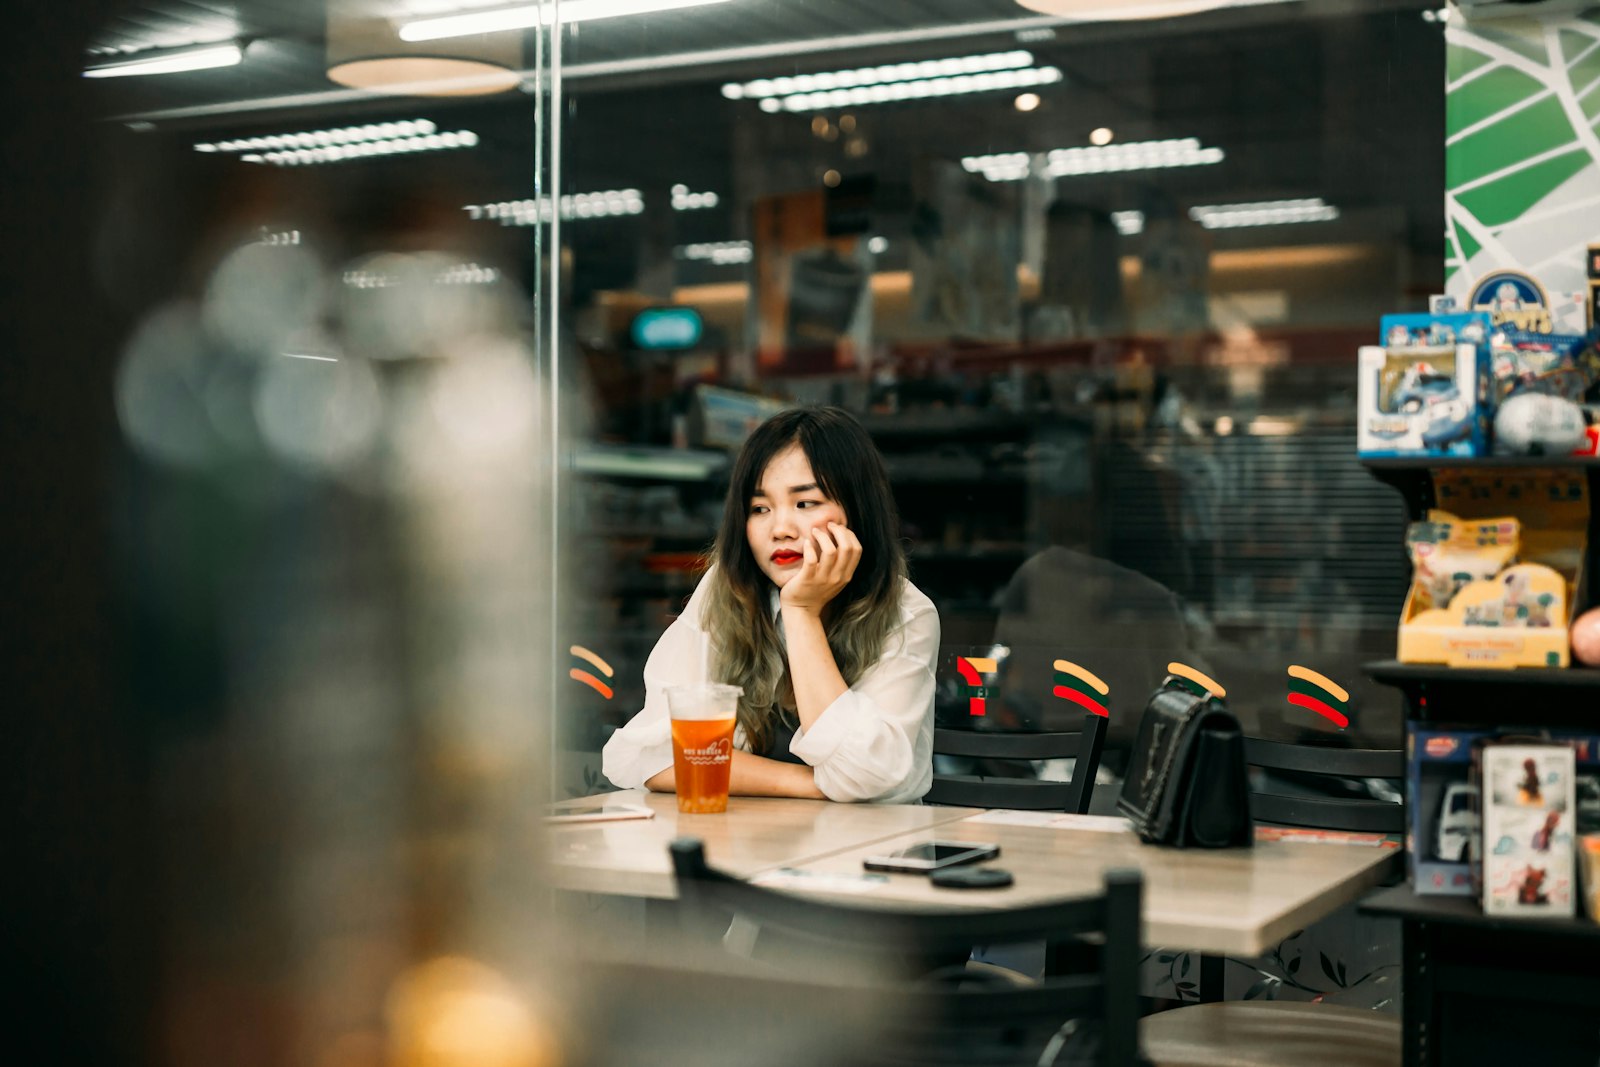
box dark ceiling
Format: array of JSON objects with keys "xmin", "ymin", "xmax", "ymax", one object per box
[{"xmin": 88, "ymin": 0, "xmax": 1432, "ymax": 125}]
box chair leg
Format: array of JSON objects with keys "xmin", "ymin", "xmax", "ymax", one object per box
[
  {"xmin": 1045, "ymin": 937, "xmax": 1100, "ymax": 978},
  {"xmin": 1198, "ymin": 953, "xmax": 1225, "ymax": 1003}
]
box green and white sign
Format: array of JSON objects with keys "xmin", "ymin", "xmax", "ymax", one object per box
[{"xmin": 1445, "ymin": 8, "xmax": 1600, "ymax": 297}]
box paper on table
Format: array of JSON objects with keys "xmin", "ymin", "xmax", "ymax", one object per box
[
  {"xmin": 964, "ymin": 810, "xmax": 1135, "ymax": 833},
  {"xmin": 1254, "ymin": 826, "xmax": 1401, "ymax": 848},
  {"xmin": 964, "ymin": 810, "xmax": 1061, "ymax": 827}
]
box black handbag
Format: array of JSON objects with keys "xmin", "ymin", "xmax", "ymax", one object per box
[{"xmin": 1116, "ymin": 677, "xmax": 1253, "ymax": 848}]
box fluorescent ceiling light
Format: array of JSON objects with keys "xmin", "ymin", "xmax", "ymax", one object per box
[
  {"xmin": 671, "ymin": 185, "xmax": 720, "ymax": 211},
  {"xmin": 1189, "ymin": 198, "xmax": 1338, "ymax": 228},
  {"xmin": 1112, "ymin": 210, "xmax": 1145, "ymax": 235},
  {"xmin": 465, "ymin": 190, "xmax": 647, "ymax": 224},
  {"xmin": 1108, "ymin": 198, "xmax": 1339, "ymax": 235},
  {"xmin": 1013, "ymin": 0, "xmax": 1285, "ymax": 20},
  {"xmin": 343, "ymin": 263, "xmax": 502, "ymax": 289},
  {"xmin": 84, "ymin": 42, "xmax": 242, "ymax": 78},
  {"xmin": 675, "ymin": 241, "xmax": 752, "ymax": 264},
  {"xmin": 401, "ymin": 0, "xmax": 733, "ymax": 42},
  {"xmin": 242, "ymin": 130, "xmax": 479, "ymax": 167},
  {"xmin": 766, "ymin": 65, "xmax": 1063, "ymax": 113},
  {"xmin": 196, "ymin": 119, "xmax": 440, "ymax": 154},
  {"xmin": 724, "ymin": 50, "xmax": 1034, "ymax": 100},
  {"xmin": 962, "ymin": 137, "xmax": 1224, "ymax": 181}
]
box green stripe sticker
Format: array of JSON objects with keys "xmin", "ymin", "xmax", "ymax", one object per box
[{"xmin": 1288, "ymin": 677, "xmax": 1350, "ymax": 712}]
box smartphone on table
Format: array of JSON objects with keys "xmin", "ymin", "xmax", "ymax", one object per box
[{"xmin": 862, "ymin": 840, "xmax": 1000, "ymax": 874}]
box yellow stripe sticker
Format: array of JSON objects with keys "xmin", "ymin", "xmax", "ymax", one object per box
[
  {"xmin": 963, "ymin": 657, "xmax": 998, "ymax": 673},
  {"xmin": 1286, "ymin": 665, "xmax": 1349, "ymax": 704},
  {"xmin": 570, "ymin": 645, "xmax": 614, "ymax": 678},
  {"xmin": 1168, "ymin": 662, "xmax": 1226, "ymax": 698},
  {"xmin": 1052, "ymin": 659, "xmax": 1109, "ymax": 697}
]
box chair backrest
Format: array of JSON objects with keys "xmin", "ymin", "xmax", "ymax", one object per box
[
  {"xmin": 1244, "ymin": 737, "xmax": 1405, "ymax": 834},
  {"xmin": 926, "ymin": 711, "xmax": 1108, "ymax": 813},
  {"xmin": 669, "ymin": 837, "xmax": 1145, "ymax": 1067}
]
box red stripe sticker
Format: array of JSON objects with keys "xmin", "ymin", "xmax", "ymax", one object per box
[
  {"xmin": 1287, "ymin": 691, "xmax": 1348, "ymax": 728},
  {"xmin": 1053, "ymin": 685, "xmax": 1109, "ymax": 718}
]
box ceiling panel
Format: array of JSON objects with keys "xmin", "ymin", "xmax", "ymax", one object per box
[{"xmin": 86, "ymin": 0, "xmax": 1432, "ymax": 133}]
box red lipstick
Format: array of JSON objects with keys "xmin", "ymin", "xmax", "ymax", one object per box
[{"xmin": 770, "ymin": 550, "xmax": 803, "ymax": 565}]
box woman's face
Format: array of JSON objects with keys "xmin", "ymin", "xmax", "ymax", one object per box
[{"xmin": 745, "ymin": 442, "xmax": 848, "ymax": 589}]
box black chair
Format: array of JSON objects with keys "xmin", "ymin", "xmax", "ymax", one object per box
[
  {"xmin": 926, "ymin": 711, "xmax": 1108, "ymax": 812},
  {"xmin": 669, "ymin": 838, "xmax": 1147, "ymax": 1067},
  {"xmin": 1142, "ymin": 738, "xmax": 1404, "ymax": 1067},
  {"xmin": 1245, "ymin": 737, "xmax": 1406, "ymax": 835},
  {"xmin": 1190, "ymin": 737, "xmax": 1405, "ymax": 1001}
]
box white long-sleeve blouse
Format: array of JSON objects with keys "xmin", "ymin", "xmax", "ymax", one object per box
[{"xmin": 601, "ymin": 568, "xmax": 940, "ymax": 804}]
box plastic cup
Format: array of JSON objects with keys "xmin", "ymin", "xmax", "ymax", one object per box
[{"xmin": 666, "ymin": 683, "xmax": 742, "ymax": 814}]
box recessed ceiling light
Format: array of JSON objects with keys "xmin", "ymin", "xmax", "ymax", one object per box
[
  {"xmin": 1188, "ymin": 198, "xmax": 1339, "ymax": 229},
  {"xmin": 1089, "ymin": 126, "xmax": 1113, "ymax": 145},
  {"xmin": 1014, "ymin": 92, "xmax": 1041, "ymax": 111},
  {"xmin": 675, "ymin": 240, "xmax": 752, "ymax": 264},
  {"xmin": 962, "ymin": 137, "xmax": 1224, "ymax": 181},
  {"xmin": 723, "ymin": 50, "xmax": 1038, "ymax": 100},
  {"xmin": 1111, "ymin": 210, "xmax": 1144, "ymax": 235},
  {"xmin": 84, "ymin": 42, "xmax": 243, "ymax": 78},
  {"xmin": 401, "ymin": 0, "xmax": 734, "ymax": 42},
  {"xmin": 671, "ymin": 185, "xmax": 720, "ymax": 210},
  {"xmin": 194, "ymin": 120, "xmax": 476, "ymax": 166},
  {"xmin": 466, "ymin": 191, "xmax": 647, "ymax": 225},
  {"xmin": 771, "ymin": 66, "xmax": 1063, "ymax": 113},
  {"xmin": 194, "ymin": 119, "xmax": 441, "ymax": 155}
]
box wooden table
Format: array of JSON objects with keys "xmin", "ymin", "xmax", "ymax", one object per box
[
  {"xmin": 546, "ymin": 789, "xmax": 980, "ymax": 898},
  {"xmin": 784, "ymin": 813, "xmax": 1400, "ymax": 956},
  {"xmin": 549, "ymin": 795, "xmax": 1398, "ymax": 958}
]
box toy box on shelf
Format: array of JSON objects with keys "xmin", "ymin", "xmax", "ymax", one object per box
[
  {"xmin": 1396, "ymin": 468, "xmax": 1589, "ymax": 669},
  {"xmin": 1481, "ymin": 742, "xmax": 1577, "ymax": 918},
  {"xmin": 1408, "ymin": 726, "xmax": 1600, "ymax": 898},
  {"xmin": 1358, "ymin": 311, "xmax": 1494, "ymax": 458}
]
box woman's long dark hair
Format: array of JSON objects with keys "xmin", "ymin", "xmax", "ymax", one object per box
[{"xmin": 702, "ymin": 407, "xmax": 907, "ymax": 753}]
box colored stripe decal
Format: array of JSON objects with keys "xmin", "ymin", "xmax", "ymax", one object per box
[
  {"xmin": 1288, "ymin": 678, "xmax": 1351, "ymax": 712},
  {"xmin": 1052, "ymin": 659, "xmax": 1109, "ymax": 696},
  {"xmin": 1053, "ymin": 685, "xmax": 1109, "ymax": 718},
  {"xmin": 570, "ymin": 645, "xmax": 614, "ymax": 678},
  {"xmin": 1287, "ymin": 665, "xmax": 1348, "ymax": 704},
  {"xmin": 1288, "ymin": 692, "xmax": 1349, "ymax": 729},
  {"xmin": 569, "ymin": 669, "xmax": 615, "ymax": 700},
  {"xmin": 1167, "ymin": 662, "xmax": 1225, "ymax": 698}
]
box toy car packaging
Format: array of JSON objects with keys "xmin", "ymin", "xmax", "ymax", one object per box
[
  {"xmin": 1480, "ymin": 743, "xmax": 1576, "ymax": 919},
  {"xmin": 1360, "ymin": 313, "xmax": 1493, "ymax": 457},
  {"xmin": 1408, "ymin": 729, "xmax": 1485, "ymax": 896}
]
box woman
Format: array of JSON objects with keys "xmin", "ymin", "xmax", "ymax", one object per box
[{"xmin": 602, "ymin": 406, "xmax": 938, "ymax": 803}]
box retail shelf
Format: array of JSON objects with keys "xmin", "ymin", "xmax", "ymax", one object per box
[
  {"xmin": 1360, "ymin": 884, "xmax": 1600, "ymax": 939},
  {"xmin": 570, "ymin": 445, "xmax": 729, "ymax": 482},
  {"xmin": 1362, "ymin": 456, "xmax": 1600, "ymax": 471},
  {"xmin": 1366, "ymin": 660, "xmax": 1600, "ymax": 688}
]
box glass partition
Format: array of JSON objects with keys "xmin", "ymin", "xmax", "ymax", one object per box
[
  {"xmin": 553, "ymin": 0, "xmax": 1442, "ymax": 794},
  {"xmin": 49, "ymin": 1, "xmax": 1449, "ymax": 1057}
]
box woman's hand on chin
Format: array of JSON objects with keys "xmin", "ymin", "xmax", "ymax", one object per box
[{"xmin": 778, "ymin": 522, "xmax": 861, "ymax": 616}]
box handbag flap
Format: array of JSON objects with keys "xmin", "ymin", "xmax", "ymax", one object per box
[{"xmin": 1116, "ymin": 682, "xmax": 1208, "ymax": 832}]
